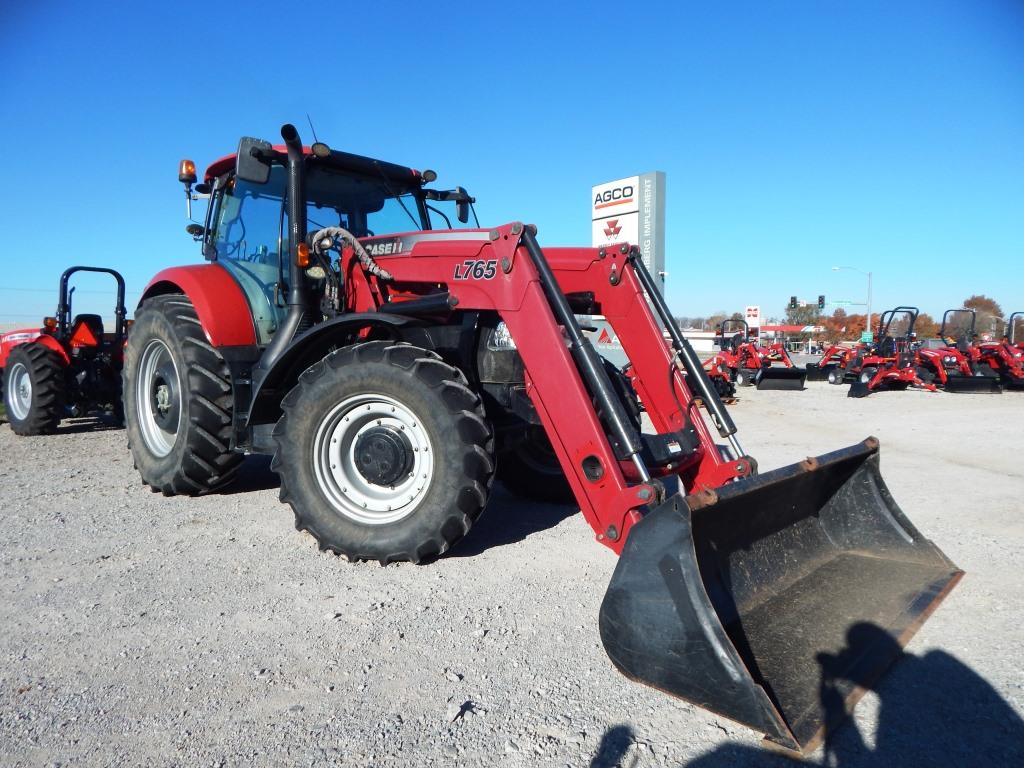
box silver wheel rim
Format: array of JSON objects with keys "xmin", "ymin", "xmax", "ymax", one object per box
[
  {"xmin": 7, "ymin": 362, "xmax": 31, "ymax": 421},
  {"xmin": 313, "ymin": 393, "xmax": 434, "ymax": 525},
  {"xmin": 136, "ymin": 339, "xmax": 180, "ymax": 457}
]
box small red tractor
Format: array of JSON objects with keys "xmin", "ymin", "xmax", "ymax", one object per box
[
  {"xmin": 1, "ymin": 267, "xmax": 128, "ymax": 434},
  {"xmin": 122, "ymin": 125, "xmax": 960, "ymax": 753},
  {"xmin": 847, "ymin": 307, "xmax": 937, "ymax": 397},
  {"xmin": 805, "ymin": 341, "xmax": 865, "ymax": 383},
  {"xmin": 1008, "ymin": 311, "xmax": 1024, "ymax": 352},
  {"xmin": 704, "ymin": 319, "xmax": 806, "ymax": 390},
  {"xmin": 914, "ymin": 309, "xmax": 1001, "ymax": 394},
  {"xmin": 973, "ymin": 316, "xmax": 1024, "ymax": 390}
]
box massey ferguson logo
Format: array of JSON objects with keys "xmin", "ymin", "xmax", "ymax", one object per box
[
  {"xmin": 603, "ymin": 219, "xmax": 622, "ymax": 238},
  {"xmin": 594, "ymin": 186, "xmax": 634, "ymax": 209}
]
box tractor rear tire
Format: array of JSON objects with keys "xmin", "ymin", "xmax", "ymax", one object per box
[
  {"xmin": 497, "ymin": 425, "xmax": 575, "ymax": 505},
  {"xmin": 123, "ymin": 294, "xmax": 242, "ymax": 495},
  {"xmin": 272, "ymin": 341, "xmax": 495, "ymax": 564},
  {"xmin": 3, "ymin": 343, "xmax": 65, "ymax": 435}
]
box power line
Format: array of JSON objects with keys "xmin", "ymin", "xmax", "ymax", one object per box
[{"xmin": 0, "ymin": 286, "xmax": 113, "ymax": 294}]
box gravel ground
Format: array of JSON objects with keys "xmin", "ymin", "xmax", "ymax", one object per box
[{"xmin": 1, "ymin": 381, "xmax": 1022, "ymax": 767}]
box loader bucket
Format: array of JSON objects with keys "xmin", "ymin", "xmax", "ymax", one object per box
[
  {"xmin": 848, "ymin": 381, "xmax": 870, "ymax": 398},
  {"xmin": 804, "ymin": 363, "xmax": 833, "ymax": 382},
  {"xmin": 942, "ymin": 375, "xmax": 1002, "ymax": 394},
  {"xmin": 599, "ymin": 439, "xmax": 961, "ymax": 755},
  {"xmin": 756, "ymin": 367, "xmax": 806, "ymax": 390}
]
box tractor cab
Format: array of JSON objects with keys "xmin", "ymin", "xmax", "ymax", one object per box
[{"xmin": 178, "ymin": 141, "xmax": 477, "ymax": 346}]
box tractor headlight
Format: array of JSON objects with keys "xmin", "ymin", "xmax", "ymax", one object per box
[
  {"xmin": 942, "ymin": 355, "xmax": 956, "ymax": 364},
  {"xmin": 487, "ymin": 322, "xmax": 517, "ymax": 350}
]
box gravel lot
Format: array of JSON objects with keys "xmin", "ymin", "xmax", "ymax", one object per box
[{"xmin": 1, "ymin": 381, "xmax": 1022, "ymax": 766}]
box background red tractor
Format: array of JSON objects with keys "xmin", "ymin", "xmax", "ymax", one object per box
[
  {"xmin": 704, "ymin": 319, "xmax": 806, "ymax": 390},
  {"xmin": 973, "ymin": 314, "xmax": 1024, "ymax": 390},
  {"xmin": 805, "ymin": 342, "xmax": 865, "ymax": 383},
  {"xmin": 914, "ymin": 309, "xmax": 1001, "ymax": 394},
  {"xmin": 1, "ymin": 267, "xmax": 128, "ymax": 434},
  {"xmin": 1008, "ymin": 311, "xmax": 1024, "ymax": 351},
  {"xmin": 847, "ymin": 306, "xmax": 937, "ymax": 398},
  {"xmin": 120, "ymin": 124, "xmax": 960, "ymax": 754}
]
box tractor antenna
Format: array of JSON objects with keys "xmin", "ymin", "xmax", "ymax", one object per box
[{"xmin": 306, "ymin": 113, "xmax": 320, "ymax": 144}]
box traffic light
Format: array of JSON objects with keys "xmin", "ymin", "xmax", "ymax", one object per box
[
  {"xmin": 789, "ymin": 296, "xmax": 798, "ymax": 309},
  {"xmin": 818, "ymin": 295, "xmax": 826, "ymax": 310}
]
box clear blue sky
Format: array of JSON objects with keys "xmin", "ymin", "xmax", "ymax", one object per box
[{"xmin": 1, "ymin": 0, "xmax": 1021, "ymax": 325}]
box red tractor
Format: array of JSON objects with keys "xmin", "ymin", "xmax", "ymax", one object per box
[
  {"xmin": 973, "ymin": 314, "xmax": 1024, "ymax": 390},
  {"xmin": 1, "ymin": 267, "xmax": 128, "ymax": 434},
  {"xmin": 122, "ymin": 125, "xmax": 960, "ymax": 754},
  {"xmin": 847, "ymin": 307, "xmax": 937, "ymax": 398},
  {"xmin": 914, "ymin": 309, "xmax": 1001, "ymax": 394},
  {"xmin": 805, "ymin": 342, "xmax": 865, "ymax": 383},
  {"xmin": 704, "ymin": 319, "xmax": 806, "ymax": 390},
  {"xmin": 1008, "ymin": 311, "xmax": 1024, "ymax": 352}
]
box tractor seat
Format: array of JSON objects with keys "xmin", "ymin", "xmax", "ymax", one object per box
[
  {"xmin": 878, "ymin": 337, "xmax": 897, "ymax": 357},
  {"xmin": 70, "ymin": 313, "xmax": 104, "ymax": 346}
]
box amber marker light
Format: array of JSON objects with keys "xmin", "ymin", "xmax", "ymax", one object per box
[
  {"xmin": 43, "ymin": 316, "xmax": 58, "ymax": 330},
  {"xmin": 296, "ymin": 242, "xmax": 311, "ymax": 268}
]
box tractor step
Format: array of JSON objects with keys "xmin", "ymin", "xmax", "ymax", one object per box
[{"xmin": 598, "ymin": 438, "xmax": 961, "ymax": 754}]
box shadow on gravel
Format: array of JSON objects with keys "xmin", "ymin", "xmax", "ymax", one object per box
[
  {"xmin": 591, "ymin": 725, "xmax": 638, "ymax": 768},
  {"xmin": 450, "ymin": 484, "xmax": 578, "ymax": 558},
  {"xmin": 219, "ymin": 455, "xmax": 281, "ymax": 494},
  {"xmin": 683, "ymin": 622, "xmax": 1024, "ymax": 768}
]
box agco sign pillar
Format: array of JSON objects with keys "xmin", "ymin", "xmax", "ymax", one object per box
[{"xmin": 591, "ymin": 172, "xmax": 666, "ymax": 293}]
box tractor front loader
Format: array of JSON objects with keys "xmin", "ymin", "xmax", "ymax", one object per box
[{"xmin": 124, "ymin": 125, "xmax": 961, "ymax": 754}]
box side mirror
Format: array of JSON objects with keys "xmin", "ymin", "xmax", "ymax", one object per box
[
  {"xmin": 455, "ymin": 186, "xmax": 470, "ymax": 224},
  {"xmin": 236, "ymin": 137, "xmax": 273, "ymax": 184}
]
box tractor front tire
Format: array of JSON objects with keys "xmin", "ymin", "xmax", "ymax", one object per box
[
  {"xmin": 735, "ymin": 368, "xmax": 755, "ymax": 387},
  {"xmin": 272, "ymin": 342, "xmax": 495, "ymax": 564},
  {"xmin": 827, "ymin": 367, "xmax": 844, "ymax": 385},
  {"xmin": 123, "ymin": 294, "xmax": 242, "ymax": 495},
  {"xmin": 3, "ymin": 343, "xmax": 66, "ymax": 435}
]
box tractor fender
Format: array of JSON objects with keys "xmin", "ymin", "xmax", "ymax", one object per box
[
  {"xmin": 139, "ymin": 265, "xmax": 258, "ymax": 347},
  {"xmin": 247, "ymin": 313, "xmax": 433, "ymax": 426},
  {"xmin": 0, "ymin": 330, "xmax": 69, "ymax": 368}
]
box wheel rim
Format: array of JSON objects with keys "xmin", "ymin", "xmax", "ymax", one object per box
[
  {"xmin": 136, "ymin": 339, "xmax": 181, "ymax": 457},
  {"xmin": 313, "ymin": 393, "xmax": 434, "ymax": 525},
  {"xmin": 7, "ymin": 362, "xmax": 31, "ymax": 421}
]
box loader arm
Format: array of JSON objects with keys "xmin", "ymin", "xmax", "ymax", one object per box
[{"xmin": 344, "ymin": 224, "xmax": 751, "ymax": 551}]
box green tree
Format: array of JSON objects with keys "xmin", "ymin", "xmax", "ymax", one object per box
[{"xmin": 784, "ymin": 303, "xmax": 823, "ymax": 328}]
